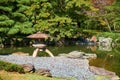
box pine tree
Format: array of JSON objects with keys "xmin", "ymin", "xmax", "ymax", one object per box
[
  {"xmin": 0, "ymin": 0, "xmax": 35, "ymax": 45},
  {"xmin": 0, "ymin": 0, "xmax": 35, "ymax": 35}
]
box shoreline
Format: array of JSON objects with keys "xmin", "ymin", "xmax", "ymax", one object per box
[
  {"xmin": 0, "ymin": 55, "xmax": 119, "ymax": 80},
  {"xmin": 0, "ymin": 55, "xmax": 94, "ymax": 80}
]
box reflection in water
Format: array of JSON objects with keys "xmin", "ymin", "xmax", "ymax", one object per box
[
  {"xmin": 98, "ymin": 37, "xmax": 112, "ymax": 47},
  {"xmin": 97, "ymin": 37, "xmax": 113, "ymax": 51},
  {"xmin": 90, "ymin": 45, "xmax": 97, "ymax": 52},
  {"xmin": 98, "ymin": 45, "xmax": 112, "ymax": 51},
  {"xmin": 89, "ymin": 45, "xmax": 120, "ymax": 77},
  {"xmin": 88, "ymin": 45, "xmax": 112, "ymax": 52}
]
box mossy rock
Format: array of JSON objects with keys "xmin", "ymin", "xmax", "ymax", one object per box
[
  {"xmin": 0, "ymin": 60, "xmax": 24, "ymax": 73},
  {"xmin": 88, "ymin": 75, "xmax": 111, "ymax": 80}
]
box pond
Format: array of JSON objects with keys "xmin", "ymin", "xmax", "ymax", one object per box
[{"xmin": 0, "ymin": 45, "xmax": 120, "ymax": 77}]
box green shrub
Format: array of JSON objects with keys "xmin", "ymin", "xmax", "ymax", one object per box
[{"xmin": 0, "ymin": 60, "xmax": 24, "ymax": 73}]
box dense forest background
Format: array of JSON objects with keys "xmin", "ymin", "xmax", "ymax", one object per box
[{"xmin": 0, "ymin": 0, "xmax": 120, "ymax": 46}]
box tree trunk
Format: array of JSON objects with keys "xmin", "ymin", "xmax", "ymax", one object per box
[{"xmin": 104, "ymin": 18, "xmax": 112, "ymax": 32}]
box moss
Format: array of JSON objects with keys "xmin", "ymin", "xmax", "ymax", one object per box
[
  {"xmin": 88, "ymin": 75, "xmax": 111, "ymax": 80},
  {"xmin": 0, "ymin": 71, "xmax": 76, "ymax": 80},
  {"xmin": 0, "ymin": 60, "xmax": 24, "ymax": 73},
  {"xmin": 0, "ymin": 77, "xmax": 3, "ymax": 80}
]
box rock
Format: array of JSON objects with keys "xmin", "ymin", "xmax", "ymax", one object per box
[
  {"xmin": 89, "ymin": 66, "xmax": 120, "ymax": 80},
  {"xmin": 59, "ymin": 51, "xmax": 97, "ymax": 59},
  {"xmin": 58, "ymin": 51, "xmax": 84, "ymax": 58},
  {"xmin": 0, "ymin": 55, "xmax": 94, "ymax": 80},
  {"xmin": 67, "ymin": 51, "xmax": 84, "ymax": 58},
  {"xmin": 98, "ymin": 37, "xmax": 113, "ymax": 51},
  {"xmin": 98, "ymin": 37, "xmax": 112, "ymax": 46},
  {"xmin": 82, "ymin": 54, "xmax": 97, "ymax": 59},
  {"xmin": 98, "ymin": 45, "xmax": 112, "ymax": 51},
  {"xmin": 11, "ymin": 52, "xmax": 29, "ymax": 56},
  {"xmin": 90, "ymin": 35, "xmax": 97, "ymax": 42},
  {"xmin": 22, "ymin": 63, "xmax": 35, "ymax": 73},
  {"xmin": 58, "ymin": 53, "xmax": 68, "ymax": 57},
  {"xmin": 68, "ymin": 51, "xmax": 84, "ymax": 55},
  {"xmin": 36, "ymin": 68, "xmax": 52, "ymax": 77}
]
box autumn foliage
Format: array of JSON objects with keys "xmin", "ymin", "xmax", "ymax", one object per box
[{"xmin": 91, "ymin": 0, "xmax": 116, "ymax": 8}]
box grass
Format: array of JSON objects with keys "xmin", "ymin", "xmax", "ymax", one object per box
[
  {"xmin": 0, "ymin": 60, "xmax": 24, "ymax": 73},
  {"xmin": 0, "ymin": 70, "xmax": 76, "ymax": 80}
]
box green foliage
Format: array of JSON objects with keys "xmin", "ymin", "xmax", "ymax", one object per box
[
  {"xmin": 17, "ymin": 5, "xmax": 29, "ymax": 12},
  {"xmin": 0, "ymin": 0, "xmax": 35, "ymax": 44},
  {"xmin": 7, "ymin": 28, "xmax": 19, "ymax": 35},
  {"xmin": 12, "ymin": 12, "xmax": 28, "ymax": 21},
  {"xmin": 0, "ymin": 60, "xmax": 24, "ymax": 73},
  {"xmin": 88, "ymin": 0, "xmax": 120, "ymax": 32},
  {"xmin": 0, "ymin": 15, "xmax": 9, "ymax": 21},
  {"xmin": 0, "ymin": 28, "xmax": 9, "ymax": 32},
  {"xmin": 25, "ymin": 0, "xmax": 91, "ymax": 42},
  {"xmin": 0, "ymin": 0, "xmax": 120, "ymax": 46},
  {"xmin": 0, "ymin": 0, "xmax": 15, "ymax": 3},
  {"xmin": 0, "ymin": 20, "xmax": 14, "ymax": 26},
  {"xmin": 16, "ymin": 0, "xmax": 31, "ymax": 4},
  {"xmin": 66, "ymin": 0, "xmax": 90, "ymax": 9},
  {"xmin": 0, "ymin": 6, "xmax": 13, "ymax": 12}
]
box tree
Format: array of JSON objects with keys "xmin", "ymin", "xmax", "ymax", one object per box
[
  {"xmin": 89, "ymin": 0, "xmax": 118, "ymax": 32},
  {"xmin": 1, "ymin": 0, "xmax": 119, "ymax": 46},
  {"xmin": 0, "ymin": 0, "xmax": 35, "ymax": 35},
  {"xmin": 104, "ymin": 0, "xmax": 120, "ymax": 32},
  {"xmin": 0, "ymin": 0, "xmax": 35, "ymax": 45},
  {"xmin": 25, "ymin": 0, "xmax": 92, "ymax": 43}
]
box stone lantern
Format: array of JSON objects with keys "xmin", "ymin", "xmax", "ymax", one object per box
[{"xmin": 27, "ymin": 32, "xmax": 54, "ymax": 57}]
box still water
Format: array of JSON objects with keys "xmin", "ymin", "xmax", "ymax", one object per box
[{"xmin": 0, "ymin": 45, "xmax": 120, "ymax": 77}]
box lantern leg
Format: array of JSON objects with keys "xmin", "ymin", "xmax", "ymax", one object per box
[
  {"xmin": 45, "ymin": 48, "xmax": 54, "ymax": 57},
  {"xmin": 32, "ymin": 48, "xmax": 39, "ymax": 57}
]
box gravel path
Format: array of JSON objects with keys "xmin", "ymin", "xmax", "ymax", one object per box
[{"xmin": 0, "ymin": 55, "xmax": 95, "ymax": 80}]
